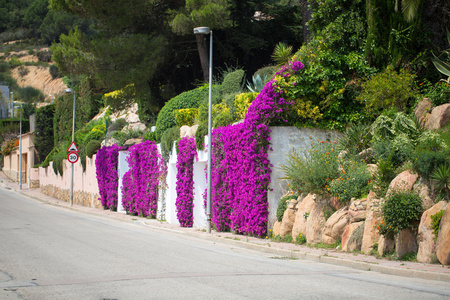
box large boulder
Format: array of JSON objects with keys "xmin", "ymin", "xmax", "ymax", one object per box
[
  {"xmin": 342, "ymin": 221, "xmax": 364, "ymax": 252},
  {"xmin": 414, "ymin": 98, "xmax": 432, "ymax": 128},
  {"xmin": 279, "ymin": 200, "xmax": 297, "ymax": 238},
  {"xmin": 396, "ymin": 228, "xmax": 418, "ymax": 259},
  {"xmin": 378, "ymin": 235, "xmax": 395, "ymax": 256},
  {"xmin": 321, "ymin": 207, "xmax": 349, "ymax": 244},
  {"xmin": 361, "ymin": 191, "xmax": 382, "ymax": 254},
  {"xmin": 180, "ymin": 125, "xmax": 191, "ymax": 138},
  {"xmin": 417, "ymin": 201, "xmax": 448, "ymax": 263},
  {"xmin": 413, "ymin": 182, "xmax": 435, "ymax": 211},
  {"xmin": 436, "ymin": 204, "xmax": 450, "ymax": 265},
  {"xmin": 305, "ymin": 203, "xmax": 327, "ymax": 244},
  {"xmin": 386, "ymin": 170, "xmax": 418, "ymax": 197},
  {"xmin": 272, "ymin": 221, "xmax": 281, "ymax": 237},
  {"xmin": 428, "ymin": 103, "xmax": 450, "ymax": 130},
  {"xmin": 291, "ymin": 193, "xmax": 316, "ymax": 240}
]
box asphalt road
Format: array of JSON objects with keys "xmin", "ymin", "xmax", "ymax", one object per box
[{"xmin": 1, "ymin": 187, "xmax": 449, "ymax": 300}]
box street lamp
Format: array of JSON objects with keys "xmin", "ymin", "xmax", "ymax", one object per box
[
  {"xmin": 194, "ymin": 26, "xmax": 213, "ymax": 234},
  {"xmin": 65, "ymin": 88, "xmax": 76, "ymax": 207},
  {"xmin": 10, "ymin": 92, "xmax": 14, "ymax": 118},
  {"xmin": 13, "ymin": 103, "xmax": 22, "ymax": 189}
]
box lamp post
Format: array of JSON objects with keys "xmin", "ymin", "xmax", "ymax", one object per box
[
  {"xmin": 194, "ymin": 26, "xmax": 213, "ymax": 234},
  {"xmin": 13, "ymin": 103, "xmax": 22, "ymax": 189},
  {"xmin": 10, "ymin": 92, "xmax": 14, "ymax": 118},
  {"xmin": 65, "ymin": 88, "xmax": 76, "ymax": 207}
]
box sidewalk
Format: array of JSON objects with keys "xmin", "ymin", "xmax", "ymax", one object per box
[{"xmin": 1, "ymin": 171, "xmax": 449, "ymax": 283}]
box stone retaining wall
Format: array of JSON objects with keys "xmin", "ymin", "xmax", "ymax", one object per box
[{"xmin": 40, "ymin": 184, "xmax": 102, "ymax": 208}]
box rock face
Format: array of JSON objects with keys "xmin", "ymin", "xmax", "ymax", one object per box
[
  {"xmin": 272, "ymin": 221, "xmax": 281, "ymax": 237},
  {"xmin": 417, "ymin": 201, "xmax": 448, "ymax": 263},
  {"xmin": 342, "ymin": 221, "xmax": 364, "ymax": 252},
  {"xmin": 396, "ymin": 228, "xmax": 418, "ymax": 259},
  {"xmin": 321, "ymin": 207, "xmax": 349, "ymax": 244},
  {"xmin": 386, "ymin": 170, "xmax": 419, "ymax": 196},
  {"xmin": 436, "ymin": 204, "xmax": 450, "ymax": 265},
  {"xmin": 414, "ymin": 98, "xmax": 432, "ymax": 128},
  {"xmin": 291, "ymin": 193, "xmax": 316, "ymax": 240},
  {"xmin": 378, "ymin": 235, "xmax": 395, "ymax": 256},
  {"xmin": 279, "ymin": 201, "xmax": 297, "ymax": 238},
  {"xmin": 428, "ymin": 103, "xmax": 450, "ymax": 130},
  {"xmin": 414, "ymin": 182, "xmax": 436, "ymax": 211},
  {"xmin": 361, "ymin": 191, "xmax": 382, "ymax": 254},
  {"xmin": 180, "ymin": 125, "xmax": 191, "ymax": 138},
  {"xmin": 305, "ymin": 203, "xmax": 326, "ymax": 244}
]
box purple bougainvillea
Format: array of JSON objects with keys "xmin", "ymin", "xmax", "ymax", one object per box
[
  {"xmin": 95, "ymin": 144, "xmax": 121, "ymax": 210},
  {"xmin": 208, "ymin": 60, "xmax": 304, "ymax": 237},
  {"xmin": 122, "ymin": 140, "xmax": 164, "ymax": 217},
  {"xmin": 176, "ymin": 137, "xmax": 197, "ymax": 227}
]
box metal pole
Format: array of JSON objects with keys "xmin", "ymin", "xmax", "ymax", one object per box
[
  {"xmin": 19, "ymin": 104, "xmax": 22, "ymax": 190},
  {"xmin": 10, "ymin": 92, "xmax": 13, "ymax": 118},
  {"xmin": 70, "ymin": 92, "xmax": 76, "ymax": 207},
  {"xmin": 206, "ymin": 30, "xmax": 213, "ymax": 234}
]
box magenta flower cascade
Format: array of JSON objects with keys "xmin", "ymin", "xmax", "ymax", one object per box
[
  {"xmin": 209, "ymin": 61, "xmax": 304, "ymax": 237},
  {"xmin": 122, "ymin": 140, "xmax": 165, "ymax": 217},
  {"xmin": 95, "ymin": 144, "xmax": 121, "ymax": 210},
  {"xmin": 176, "ymin": 137, "xmax": 198, "ymax": 227}
]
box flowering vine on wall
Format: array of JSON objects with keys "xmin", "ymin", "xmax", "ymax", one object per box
[
  {"xmin": 95, "ymin": 144, "xmax": 121, "ymax": 210},
  {"xmin": 176, "ymin": 137, "xmax": 197, "ymax": 227},
  {"xmin": 122, "ymin": 140, "xmax": 165, "ymax": 217},
  {"xmin": 209, "ymin": 61, "xmax": 304, "ymax": 237}
]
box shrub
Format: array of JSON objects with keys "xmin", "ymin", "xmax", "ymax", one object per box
[
  {"xmin": 276, "ymin": 194, "xmax": 297, "ymax": 222},
  {"xmin": 143, "ymin": 131, "xmax": 157, "ymax": 142},
  {"xmin": 52, "ymin": 150, "xmax": 65, "ymax": 176},
  {"xmin": 155, "ymin": 85, "xmax": 210, "ymax": 141},
  {"xmin": 234, "ymin": 92, "xmax": 258, "ymax": 120},
  {"xmin": 372, "ymin": 156, "xmax": 396, "ymax": 196},
  {"xmin": 329, "ymin": 161, "xmax": 371, "ymax": 204},
  {"xmin": 281, "ymin": 138, "xmax": 340, "ymax": 194},
  {"xmin": 103, "ymin": 84, "xmax": 135, "ymax": 112},
  {"xmin": 35, "ymin": 103, "xmax": 55, "ymax": 162},
  {"xmin": 36, "ymin": 50, "xmax": 52, "ymax": 62},
  {"xmin": 431, "ymin": 210, "xmax": 445, "ymax": 242},
  {"xmin": 221, "ymin": 69, "xmax": 245, "ymax": 95},
  {"xmin": 337, "ymin": 122, "xmax": 372, "ymax": 156},
  {"xmin": 431, "ymin": 164, "xmax": 450, "ymax": 200},
  {"xmin": 18, "ymin": 65, "xmax": 28, "ymax": 77},
  {"xmin": 111, "ymin": 131, "xmax": 127, "ymax": 146},
  {"xmin": 295, "ymin": 233, "xmax": 307, "ymax": 245},
  {"xmin": 380, "ymin": 190, "xmax": 423, "ymax": 237},
  {"xmin": 272, "ymin": 42, "xmax": 293, "ymax": 66},
  {"xmin": 174, "ymin": 108, "xmax": 198, "ymax": 127},
  {"xmin": 19, "ymin": 86, "xmax": 45, "ymax": 103},
  {"xmin": 83, "ymin": 130, "xmax": 104, "ymax": 145},
  {"xmin": 49, "ymin": 65, "xmax": 59, "ymax": 79},
  {"xmin": 357, "ymin": 66, "xmax": 417, "ymax": 115},
  {"xmin": 420, "ymin": 81, "xmax": 450, "ymax": 107},
  {"xmin": 96, "ymin": 144, "xmax": 121, "ymax": 210},
  {"xmin": 194, "ymin": 123, "xmax": 207, "ymax": 151},
  {"xmin": 213, "ymin": 111, "xmax": 233, "ymax": 128},
  {"xmin": 107, "ymin": 118, "xmax": 128, "ymax": 132},
  {"xmin": 412, "ymin": 149, "xmax": 448, "ymax": 180},
  {"xmin": 86, "ymin": 140, "xmax": 101, "ymax": 158},
  {"xmin": 160, "ymin": 126, "xmax": 180, "ymax": 160}
]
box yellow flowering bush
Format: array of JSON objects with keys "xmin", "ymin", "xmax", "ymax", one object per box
[
  {"xmin": 234, "ymin": 92, "xmax": 258, "ymax": 119},
  {"xmin": 174, "ymin": 108, "xmax": 198, "ymax": 127}
]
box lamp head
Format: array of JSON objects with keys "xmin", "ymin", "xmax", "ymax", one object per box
[
  {"xmin": 65, "ymin": 88, "xmax": 74, "ymax": 94},
  {"xmin": 194, "ymin": 27, "xmax": 210, "ymax": 35}
]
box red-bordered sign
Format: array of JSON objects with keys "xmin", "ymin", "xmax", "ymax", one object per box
[
  {"xmin": 67, "ymin": 152, "xmax": 79, "ymax": 164},
  {"xmin": 67, "ymin": 141, "xmax": 79, "ymax": 152}
]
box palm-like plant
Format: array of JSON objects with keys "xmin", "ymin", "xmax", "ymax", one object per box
[
  {"xmin": 271, "ymin": 42, "xmax": 293, "ymax": 66},
  {"xmin": 431, "ymin": 28, "xmax": 450, "ymax": 84},
  {"xmin": 246, "ymin": 74, "xmax": 268, "ymax": 93},
  {"xmin": 431, "ymin": 164, "xmax": 450, "ymax": 200}
]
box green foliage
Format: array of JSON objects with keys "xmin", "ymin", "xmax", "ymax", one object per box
[
  {"xmin": 0, "ymin": 139, "xmax": 17, "ymax": 157},
  {"xmin": 174, "ymin": 108, "xmax": 198, "ymax": 127},
  {"xmin": 420, "ymin": 81, "xmax": 450, "ymax": 106},
  {"xmin": 107, "ymin": 118, "xmax": 128, "ymax": 132},
  {"xmin": 155, "ymin": 85, "xmax": 210, "ymax": 141},
  {"xmin": 142, "ymin": 131, "xmax": 157, "ymax": 142},
  {"xmin": 213, "ymin": 110, "xmax": 233, "ymax": 128},
  {"xmin": 18, "ymin": 65, "xmax": 29, "ymax": 77},
  {"xmin": 36, "ymin": 50, "xmax": 52, "ymax": 62},
  {"xmin": 338, "ymin": 123, "xmax": 372, "ymax": 156},
  {"xmin": 34, "ymin": 103, "xmax": 55, "ymax": 162},
  {"xmin": 49, "ymin": 65, "xmax": 59, "ymax": 79},
  {"xmin": 86, "ymin": 140, "xmax": 101, "ymax": 158},
  {"xmin": 246, "ymin": 74, "xmax": 267, "ymax": 93},
  {"xmin": 431, "ymin": 29, "xmax": 450, "ymax": 84},
  {"xmin": 380, "ymin": 190, "xmax": 423, "ymax": 237},
  {"xmin": 295, "ymin": 233, "xmax": 307, "ymax": 245},
  {"xmin": 357, "ymin": 67, "xmax": 417, "ymax": 115},
  {"xmin": 431, "ymin": 164, "xmax": 450, "ymax": 200},
  {"xmin": 83, "ymin": 130, "xmax": 104, "ymax": 145},
  {"xmin": 276, "ymin": 194, "xmax": 297, "ymax": 222},
  {"xmin": 372, "ymin": 156, "xmax": 397, "ymax": 196},
  {"xmin": 271, "ymin": 42, "xmax": 293, "ymax": 66},
  {"xmin": 103, "ymin": 84, "xmax": 135, "ymax": 112},
  {"xmin": 221, "ymin": 68, "xmax": 245, "ymax": 95},
  {"xmin": 431, "ymin": 210, "xmax": 445, "ymax": 242},
  {"xmin": 111, "ymin": 131, "xmax": 127, "ymax": 146},
  {"xmin": 412, "ymin": 150, "xmax": 448, "ymax": 180},
  {"xmin": 18, "ymin": 86, "xmax": 44, "ymax": 103},
  {"xmin": 254, "ymin": 66, "xmax": 277, "ymax": 81},
  {"xmin": 234, "ymin": 92, "xmax": 257, "ymax": 119},
  {"xmin": 329, "ymin": 161, "xmax": 371, "ymax": 204},
  {"xmin": 194, "ymin": 123, "xmax": 207, "ymax": 151},
  {"xmin": 281, "ymin": 138, "xmax": 340, "ymax": 194},
  {"xmin": 160, "ymin": 126, "xmax": 180, "ymax": 160}
]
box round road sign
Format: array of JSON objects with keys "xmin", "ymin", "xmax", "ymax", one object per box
[{"xmin": 67, "ymin": 152, "xmax": 79, "ymax": 164}]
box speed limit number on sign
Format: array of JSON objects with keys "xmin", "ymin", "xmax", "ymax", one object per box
[{"xmin": 67, "ymin": 152, "xmax": 79, "ymax": 164}]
